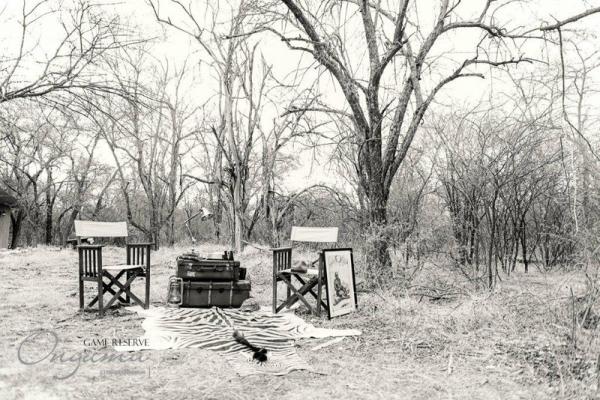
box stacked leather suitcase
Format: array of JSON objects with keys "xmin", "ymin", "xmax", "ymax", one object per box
[{"xmin": 176, "ymin": 252, "xmax": 250, "ymax": 308}]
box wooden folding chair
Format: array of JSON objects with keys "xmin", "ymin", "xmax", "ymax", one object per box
[
  {"xmin": 272, "ymin": 227, "xmax": 338, "ymax": 316},
  {"xmin": 75, "ymin": 221, "xmax": 151, "ymax": 317}
]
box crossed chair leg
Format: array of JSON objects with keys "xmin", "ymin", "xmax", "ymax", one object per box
[
  {"xmin": 293, "ymin": 275, "xmax": 328, "ymax": 310},
  {"xmin": 276, "ymin": 274, "xmax": 327, "ymax": 315},
  {"xmin": 84, "ymin": 269, "xmax": 148, "ymax": 317}
]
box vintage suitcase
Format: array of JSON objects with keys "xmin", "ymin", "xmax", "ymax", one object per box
[
  {"xmin": 181, "ymin": 280, "xmax": 251, "ymax": 308},
  {"xmin": 177, "ymin": 259, "xmax": 242, "ymax": 281}
]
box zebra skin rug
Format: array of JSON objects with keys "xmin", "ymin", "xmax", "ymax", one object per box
[{"xmin": 114, "ymin": 306, "xmax": 361, "ymax": 376}]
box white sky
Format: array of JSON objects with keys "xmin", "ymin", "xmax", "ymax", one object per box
[{"xmin": 1, "ymin": 0, "xmax": 599, "ymax": 192}]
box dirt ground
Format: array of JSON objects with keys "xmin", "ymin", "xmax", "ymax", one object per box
[{"xmin": 0, "ymin": 245, "xmax": 598, "ymax": 400}]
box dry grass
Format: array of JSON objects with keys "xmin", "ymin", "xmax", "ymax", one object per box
[{"xmin": 0, "ymin": 246, "xmax": 598, "ymax": 400}]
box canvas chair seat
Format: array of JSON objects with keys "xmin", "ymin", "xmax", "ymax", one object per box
[
  {"xmin": 279, "ymin": 268, "xmax": 319, "ymax": 276},
  {"xmin": 102, "ymin": 264, "xmax": 145, "ymax": 271}
]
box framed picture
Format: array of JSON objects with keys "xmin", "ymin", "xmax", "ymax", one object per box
[{"xmin": 323, "ymin": 248, "xmax": 357, "ymax": 319}]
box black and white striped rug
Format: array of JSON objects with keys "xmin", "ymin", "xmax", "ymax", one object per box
[{"xmin": 115, "ymin": 306, "xmax": 361, "ymax": 376}]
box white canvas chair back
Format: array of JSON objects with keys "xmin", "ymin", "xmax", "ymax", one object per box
[
  {"xmin": 290, "ymin": 226, "xmax": 338, "ymax": 243},
  {"xmin": 74, "ymin": 220, "xmax": 128, "ymax": 238}
]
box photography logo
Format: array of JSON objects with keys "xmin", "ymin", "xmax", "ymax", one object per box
[{"xmin": 17, "ymin": 330, "xmax": 153, "ymax": 379}]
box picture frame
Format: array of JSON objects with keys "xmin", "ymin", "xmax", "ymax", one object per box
[{"xmin": 322, "ymin": 248, "xmax": 357, "ymax": 319}]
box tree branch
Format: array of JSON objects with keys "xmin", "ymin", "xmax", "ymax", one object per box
[{"xmin": 541, "ymin": 7, "xmax": 600, "ymax": 31}]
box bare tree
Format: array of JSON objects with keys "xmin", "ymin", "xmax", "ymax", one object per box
[
  {"xmin": 99, "ymin": 49, "xmax": 194, "ymax": 248},
  {"xmin": 0, "ymin": 102, "xmax": 72, "ymax": 246},
  {"xmin": 436, "ymin": 95, "xmax": 567, "ymax": 287},
  {"xmin": 0, "ymin": 0, "xmax": 126, "ymax": 103},
  {"xmin": 258, "ymin": 96, "xmax": 313, "ymax": 246},
  {"xmin": 150, "ymin": 0, "xmax": 245, "ymax": 252},
  {"xmin": 150, "ymin": 0, "xmax": 297, "ymax": 252},
  {"xmin": 264, "ymin": 0, "xmax": 533, "ymax": 272}
]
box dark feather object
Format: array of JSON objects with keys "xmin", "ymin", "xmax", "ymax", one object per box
[{"xmin": 233, "ymin": 330, "xmax": 268, "ymax": 362}]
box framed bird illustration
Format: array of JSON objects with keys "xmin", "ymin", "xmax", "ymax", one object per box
[{"xmin": 323, "ymin": 248, "xmax": 358, "ymax": 319}]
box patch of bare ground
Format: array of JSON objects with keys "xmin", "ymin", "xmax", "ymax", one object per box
[{"xmin": 0, "ymin": 246, "xmax": 598, "ymax": 399}]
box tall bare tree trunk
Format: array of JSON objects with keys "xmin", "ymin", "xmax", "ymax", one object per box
[
  {"xmin": 212, "ymin": 146, "xmax": 223, "ymax": 241},
  {"xmin": 167, "ymin": 106, "xmax": 179, "ymax": 247},
  {"xmin": 487, "ymin": 191, "xmax": 498, "ymax": 289},
  {"xmin": 45, "ymin": 169, "xmax": 53, "ymax": 245},
  {"xmin": 366, "ymin": 187, "xmax": 392, "ymax": 278},
  {"xmin": 225, "ymin": 82, "xmax": 243, "ymax": 253}
]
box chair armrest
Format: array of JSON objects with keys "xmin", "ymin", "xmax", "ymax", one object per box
[
  {"xmin": 126, "ymin": 243, "xmax": 152, "ymax": 275},
  {"xmin": 77, "ymin": 244, "xmax": 103, "ymax": 249},
  {"xmin": 271, "ymin": 246, "xmax": 293, "ymax": 252},
  {"xmin": 272, "ymin": 247, "xmax": 293, "ymax": 273},
  {"xmin": 78, "ymin": 245, "xmax": 103, "ymax": 277}
]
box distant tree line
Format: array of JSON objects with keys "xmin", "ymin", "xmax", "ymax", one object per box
[{"xmin": 1, "ymin": 0, "xmax": 599, "ymax": 289}]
